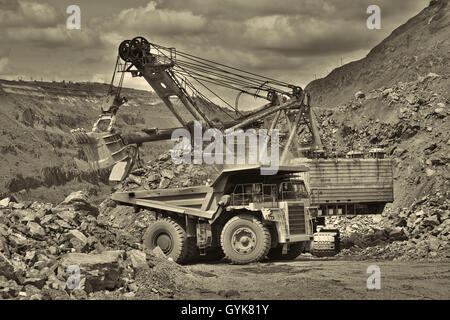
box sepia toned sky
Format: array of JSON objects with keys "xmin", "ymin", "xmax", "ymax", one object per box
[{"xmin": 0, "ymin": 0, "xmax": 427, "ymax": 94}]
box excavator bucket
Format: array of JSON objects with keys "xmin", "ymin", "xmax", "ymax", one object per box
[{"xmin": 70, "ymin": 128, "xmax": 132, "ymax": 172}]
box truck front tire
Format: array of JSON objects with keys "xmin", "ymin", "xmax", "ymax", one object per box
[
  {"xmin": 220, "ymin": 214, "xmax": 271, "ymax": 264},
  {"xmin": 143, "ymin": 217, "xmax": 189, "ymax": 264}
]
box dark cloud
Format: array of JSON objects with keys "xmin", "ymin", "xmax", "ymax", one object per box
[
  {"xmin": 154, "ymin": 0, "xmax": 329, "ymax": 20},
  {"xmin": 0, "ymin": 0, "xmax": 61, "ymax": 28},
  {"xmin": 154, "ymin": 0, "xmax": 425, "ymax": 21},
  {"xmin": 100, "ymin": 1, "xmax": 209, "ymax": 36},
  {"xmin": 0, "ymin": 0, "xmax": 20, "ymax": 10},
  {"xmin": 0, "ymin": 0, "xmax": 104, "ymax": 50},
  {"xmin": 239, "ymin": 16, "xmax": 382, "ymax": 56},
  {"xmin": 3, "ymin": 26, "xmax": 103, "ymax": 49},
  {"xmin": 0, "ymin": 0, "xmax": 428, "ymax": 97}
]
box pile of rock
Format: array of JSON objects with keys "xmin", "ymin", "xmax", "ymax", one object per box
[
  {"xmin": 117, "ymin": 151, "xmax": 219, "ymax": 191},
  {"xmin": 316, "ymin": 77, "xmax": 449, "ymax": 156},
  {"xmin": 328, "ymin": 192, "xmax": 449, "ymax": 260},
  {"xmin": 326, "ymin": 215, "xmax": 401, "ymax": 249},
  {"xmin": 0, "ymin": 191, "xmax": 186, "ymax": 300},
  {"xmin": 96, "ymin": 199, "xmax": 156, "ymax": 248}
]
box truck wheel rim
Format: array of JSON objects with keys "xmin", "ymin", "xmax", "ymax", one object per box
[
  {"xmin": 155, "ymin": 233, "xmax": 172, "ymax": 253},
  {"xmin": 231, "ymin": 227, "xmax": 256, "ymax": 254}
]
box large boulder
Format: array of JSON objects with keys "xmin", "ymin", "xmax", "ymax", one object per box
[
  {"xmin": 0, "ymin": 252, "xmax": 16, "ymax": 280},
  {"xmin": 422, "ymin": 215, "xmax": 440, "ymax": 227},
  {"xmin": 0, "ymin": 275, "xmax": 22, "ymax": 299},
  {"xmin": 55, "ymin": 210, "xmax": 78, "ymax": 224},
  {"xmin": 159, "ymin": 177, "xmax": 171, "ymax": 189},
  {"xmin": 64, "ymin": 230, "xmax": 89, "ymax": 252},
  {"xmin": 388, "ymin": 227, "xmax": 407, "ymax": 241},
  {"xmin": 0, "ymin": 198, "xmax": 11, "ymax": 207},
  {"xmin": 161, "ymin": 169, "xmax": 175, "ymax": 179},
  {"xmin": 354, "ymin": 91, "xmax": 365, "ymax": 99},
  {"xmin": 63, "ymin": 191, "xmax": 89, "ymax": 204},
  {"xmin": 126, "ymin": 250, "xmax": 149, "ymax": 271},
  {"xmin": 59, "ymin": 191, "xmax": 98, "ymax": 216},
  {"xmin": 27, "ymin": 221, "xmax": 46, "ymax": 239}
]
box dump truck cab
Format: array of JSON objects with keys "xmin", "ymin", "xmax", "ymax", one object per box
[
  {"xmin": 208, "ymin": 165, "xmax": 315, "ymax": 260},
  {"xmin": 226, "ymin": 175, "xmax": 315, "ymax": 244}
]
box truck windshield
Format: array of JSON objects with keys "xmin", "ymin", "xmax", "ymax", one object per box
[
  {"xmin": 280, "ymin": 181, "xmax": 308, "ymax": 200},
  {"xmin": 231, "ymin": 183, "xmax": 277, "ymax": 205}
]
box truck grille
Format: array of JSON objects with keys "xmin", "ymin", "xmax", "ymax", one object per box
[{"xmin": 288, "ymin": 204, "xmax": 306, "ymax": 235}]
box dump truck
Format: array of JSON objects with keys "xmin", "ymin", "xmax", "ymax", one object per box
[{"xmin": 111, "ymin": 156, "xmax": 393, "ymax": 264}]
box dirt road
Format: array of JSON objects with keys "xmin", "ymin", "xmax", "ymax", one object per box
[{"xmin": 177, "ymin": 256, "xmax": 450, "ymax": 300}]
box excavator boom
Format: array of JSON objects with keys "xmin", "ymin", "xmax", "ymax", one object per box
[{"xmin": 71, "ymin": 36, "xmax": 324, "ymax": 179}]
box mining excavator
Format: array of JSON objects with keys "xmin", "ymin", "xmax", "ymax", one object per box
[{"xmin": 71, "ymin": 36, "xmax": 393, "ymax": 264}]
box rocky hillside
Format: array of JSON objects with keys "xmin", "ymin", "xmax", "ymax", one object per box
[
  {"xmin": 306, "ymin": 0, "xmax": 450, "ymax": 108},
  {"xmin": 0, "ymin": 79, "xmax": 232, "ymax": 203},
  {"xmin": 313, "ymin": 64, "xmax": 449, "ymax": 261},
  {"xmin": 297, "ymin": 0, "xmax": 450, "ymax": 261}
]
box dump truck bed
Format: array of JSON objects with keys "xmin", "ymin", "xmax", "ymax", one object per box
[{"xmin": 111, "ymin": 185, "xmax": 220, "ymax": 219}]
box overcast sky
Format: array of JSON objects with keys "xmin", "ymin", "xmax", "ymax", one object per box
[{"xmin": 0, "ymin": 0, "xmax": 427, "ymax": 104}]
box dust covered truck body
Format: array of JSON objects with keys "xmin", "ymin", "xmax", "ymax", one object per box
[{"xmin": 112, "ymin": 160, "xmax": 394, "ymax": 264}]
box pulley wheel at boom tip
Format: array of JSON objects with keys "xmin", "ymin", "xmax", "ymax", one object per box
[
  {"xmin": 131, "ymin": 36, "xmax": 150, "ymax": 48},
  {"xmin": 118, "ymin": 40, "xmax": 132, "ymax": 62},
  {"xmin": 129, "ymin": 36, "xmax": 150, "ymax": 59}
]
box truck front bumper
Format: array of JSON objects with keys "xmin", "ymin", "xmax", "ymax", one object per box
[{"xmin": 285, "ymin": 234, "xmax": 314, "ymax": 243}]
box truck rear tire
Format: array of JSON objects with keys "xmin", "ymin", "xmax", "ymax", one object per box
[
  {"xmin": 143, "ymin": 217, "xmax": 189, "ymax": 264},
  {"xmin": 220, "ymin": 214, "xmax": 271, "ymax": 264},
  {"xmin": 267, "ymin": 242, "xmax": 306, "ymax": 260}
]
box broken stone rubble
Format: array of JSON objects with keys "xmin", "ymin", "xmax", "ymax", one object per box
[
  {"xmin": 117, "ymin": 150, "xmax": 218, "ymax": 192},
  {"xmin": 0, "ymin": 191, "xmax": 184, "ymax": 300},
  {"xmin": 328, "ymin": 192, "xmax": 449, "ymax": 260}
]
